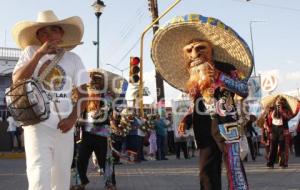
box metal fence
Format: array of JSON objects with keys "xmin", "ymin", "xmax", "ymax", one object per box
[{"xmin": 0, "ymin": 47, "xmax": 21, "ymax": 60}]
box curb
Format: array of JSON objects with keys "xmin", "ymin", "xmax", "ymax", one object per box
[{"xmin": 0, "ymin": 152, "xmax": 25, "ymax": 159}]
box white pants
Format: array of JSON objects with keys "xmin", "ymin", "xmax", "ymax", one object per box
[{"xmin": 24, "ymin": 126, "xmax": 74, "ymax": 190}]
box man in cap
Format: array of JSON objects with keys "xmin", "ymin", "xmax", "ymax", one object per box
[
  {"xmin": 12, "ymin": 10, "xmax": 89, "ymax": 190},
  {"xmin": 152, "ymin": 14, "xmax": 253, "ymax": 190}
]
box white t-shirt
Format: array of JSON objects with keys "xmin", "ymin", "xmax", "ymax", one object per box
[
  {"xmin": 13, "ymin": 46, "xmax": 89, "ymax": 129},
  {"xmin": 6, "ymin": 116, "xmax": 17, "ymax": 132}
]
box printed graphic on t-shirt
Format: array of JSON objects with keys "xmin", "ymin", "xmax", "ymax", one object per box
[{"xmin": 42, "ymin": 65, "xmax": 66, "ymax": 91}]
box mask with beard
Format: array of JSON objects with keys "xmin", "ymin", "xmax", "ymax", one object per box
[{"xmin": 184, "ymin": 40, "xmax": 216, "ymax": 101}]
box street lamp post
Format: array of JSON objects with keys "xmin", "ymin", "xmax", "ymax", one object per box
[
  {"xmin": 92, "ymin": 0, "xmax": 105, "ymax": 69},
  {"xmin": 106, "ymin": 63, "xmax": 129, "ymax": 78},
  {"xmin": 249, "ymin": 20, "xmax": 265, "ymax": 76}
]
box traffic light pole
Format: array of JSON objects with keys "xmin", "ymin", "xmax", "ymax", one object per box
[
  {"xmin": 139, "ymin": 0, "xmax": 181, "ymax": 117},
  {"xmin": 149, "ymin": 0, "xmax": 166, "ymax": 117}
]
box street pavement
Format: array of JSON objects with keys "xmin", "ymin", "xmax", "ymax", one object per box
[{"xmin": 1, "ymin": 150, "xmax": 300, "ymax": 190}]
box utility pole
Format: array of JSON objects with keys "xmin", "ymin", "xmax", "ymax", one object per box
[{"xmin": 148, "ymin": 0, "xmax": 166, "ymax": 117}]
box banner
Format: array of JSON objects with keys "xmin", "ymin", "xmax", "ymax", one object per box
[
  {"xmin": 247, "ymin": 76, "xmax": 262, "ymax": 117},
  {"xmin": 247, "ymin": 76, "xmax": 262, "ymax": 101},
  {"xmin": 171, "ymin": 99, "xmax": 191, "ymax": 138}
]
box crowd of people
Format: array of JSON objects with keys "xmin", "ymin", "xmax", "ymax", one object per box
[{"xmin": 71, "ymin": 105, "xmax": 196, "ymax": 190}]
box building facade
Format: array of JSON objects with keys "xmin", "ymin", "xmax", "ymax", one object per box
[{"xmin": 0, "ymin": 47, "xmax": 21, "ymax": 120}]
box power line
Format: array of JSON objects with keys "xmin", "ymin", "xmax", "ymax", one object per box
[
  {"xmin": 102, "ymin": 2, "xmax": 148, "ymax": 63},
  {"xmin": 233, "ymin": 0, "xmax": 300, "ymax": 12},
  {"xmin": 111, "ymin": 37, "xmax": 140, "ymax": 67},
  {"xmin": 120, "ymin": 11, "xmax": 146, "ymax": 41}
]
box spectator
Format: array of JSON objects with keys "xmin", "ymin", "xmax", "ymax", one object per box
[
  {"xmin": 148, "ymin": 116, "xmax": 157, "ymax": 161},
  {"xmin": 244, "ymin": 115, "xmax": 258, "ymax": 161},
  {"xmin": 125, "ymin": 111, "xmax": 139, "ymax": 156},
  {"xmin": 175, "ymin": 121, "xmax": 189, "ymax": 160},
  {"xmin": 165, "ymin": 113, "xmax": 175, "ymax": 154},
  {"xmin": 137, "ymin": 116, "xmax": 147, "ymax": 162},
  {"xmin": 6, "ymin": 115, "xmax": 22, "ymax": 152},
  {"xmin": 154, "ymin": 114, "xmax": 168, "ymax": 160}
]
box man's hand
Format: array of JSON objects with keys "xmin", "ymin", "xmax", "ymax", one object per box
[
  {"xmin": 37, "ymin": 40, "xmax": 62, "ymax": 55},
  {"xmin": 57, "ymin": 117, "xmax": 75, "ymax": 133}
]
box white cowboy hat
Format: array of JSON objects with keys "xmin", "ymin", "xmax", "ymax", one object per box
[
  {"xmin": 151, "ymin": 14, "xmax": 254, "ymax": 92},
  {"xmin": 12, "ymin": 10, "xmax": 84, "ymax": 51}
]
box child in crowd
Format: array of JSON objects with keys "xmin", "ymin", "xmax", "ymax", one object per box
[{"xmin": 148, "ymin": 128, "xmax": 157, "ymax": 160}]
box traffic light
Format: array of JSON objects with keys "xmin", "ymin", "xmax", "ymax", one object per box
[{"xmin": 129, "ymin": 56, "xmax": 140, "ymax": 83}]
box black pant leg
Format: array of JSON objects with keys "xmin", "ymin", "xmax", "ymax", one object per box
[
  {"xmin": 199, "ymin": 143, "xmax": 222, "ymax": 190},
  {"xmin": 77, "ymin": 133, "xmax": 94, "ymax": 185},
  {"xmin": 111, "ymin": 164, "xmax": 116, "ymax": 185},
  {"xmin": 278, "ymin": 139, "xmax": 286, "ymax": 166},
  {"xmin": 15, "ymin": 134, "xmax": 22, "ymax": 149},
  {"xmin": 167, "ymin": 131, "xmax": 175, "ymax": 153},
  {"xmin": 9, "ymin": 132, "xmax": 14, "ymax": 150},
  {"xmin": 93, "ymin": 136, "xmax": 108, "ymax": 170},
  {"xmin": 160, "ymin": 135, "xmax": 166, "ymax": 159},
  {"xmin": 294, "ymin": 134, "xmax": 300, "ymax": 156},
  {"xmin": 112, "ymin": 135, "xmax": 122, "ymax": 163},
  {"xmin": 137, "ymin": 136, "xmax": 145, "ymax": 161},
  {"xmin": 175, "ymin": 142, "xmax": 181, "ymax": 158},
  {"xmin": 268, "ymin": 138, "xmax": 279, "ymax": 166},
  {"xmin": 182, "ymin": 142, "xmax": 188, "ymax": 159},
  {"xmin": 71, "ymin": 136, "xmax": 77, "ymax": 169},
  {"xmin": 247, "ymin": 137, "xmax": 255, "ymax": 160}
]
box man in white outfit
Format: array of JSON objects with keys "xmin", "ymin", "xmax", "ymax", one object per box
[
  {"xmin": 11, "ymin": 10, "xmax": 89, "ymax": 190},
  {"xmin": 6, "ymin": 115, "xmax": 22, "ymax": 151}
]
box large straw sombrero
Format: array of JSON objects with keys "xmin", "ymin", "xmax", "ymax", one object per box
[
  {"xmin": 12, "ymin": 10, "xmax": 84, "ymax": 51},
  {"xmin": 151, "ymin": 14, "xmax": 254, "ymax": 92},
  {"xmin": 261, "ymin": 94, "xmax": 300, "ymax": 116},
  {"xmin": 257, "ymin": 94, "xmax": 300, "ymax": 127}
]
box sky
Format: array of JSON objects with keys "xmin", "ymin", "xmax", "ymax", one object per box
[{"xmin": 0, "ymin": 0, "xmax": 300, "ymax": 102}]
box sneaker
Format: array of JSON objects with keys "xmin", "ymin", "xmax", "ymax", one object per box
[{"xmin": 266, "ymin": 164, "xmax": 274, "ymax": 169}]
